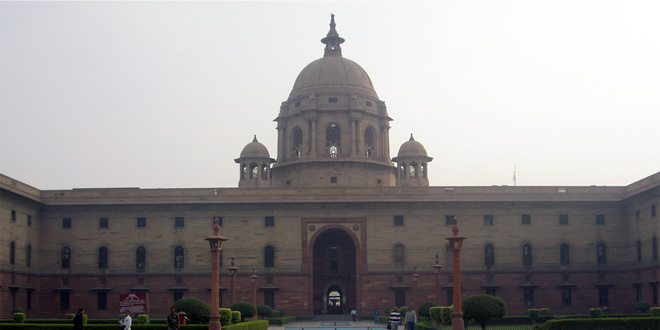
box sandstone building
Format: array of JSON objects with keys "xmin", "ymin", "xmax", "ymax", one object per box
[{"xmin": 1, "ymin": 16, "xmax": 659, "ymax": 318}]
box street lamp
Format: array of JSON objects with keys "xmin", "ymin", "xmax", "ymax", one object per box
[
  {"xmin": 412, "ymin": 269, "xmax": 420, "ymax": 308},
  {"xmin": 228, "ymin": 257, "xmax": 239, "ymax": 306},
  {"xmin": 445, "ymin": 219, "xmax": 466, "ymax": 330},
  {"xmin": 250, "ymin": 267, "xmax": 258, "ymax": 320},
  {"xmin": 431, "ymin": 255, "xmax": 443, "ymax": 304},
  {"xmin": 205, "ymin": 219, "xmax": 228, "ymax": 330}
]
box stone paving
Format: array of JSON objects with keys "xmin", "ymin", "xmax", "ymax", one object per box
[{"xmin": 268, "ymin": 320, "xmax": 388, "ymax": 330}]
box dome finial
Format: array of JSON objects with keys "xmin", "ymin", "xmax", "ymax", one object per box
[
  {"xmin": 252, "ymin": 135, "xmax": 258, "ymax": 142},
  {"xmin": 321, "ymin": 14, "xmax": 345, "ymax": 57},
  {"xmin": 409, "ymin": 133, "xmax": 415, "ymax": 141}
]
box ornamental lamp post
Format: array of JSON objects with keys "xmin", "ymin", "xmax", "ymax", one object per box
[
  {"xmin": 431, "ymin": 255, "xmax": 443, "ymax": 304},
  {"xmin": 445, "ymin": 219, "xmax": 466, "ymax": 330},
  {"xmin": 205, "ymin": 219, "xmax": 228, "ymax": 330},
  {"xmin": 228, "ymin": 257, "xmax": 239, "ymax": 306},
  {"xmin": 412, "ymin": 269, "xmax": 421, "ymax": 308},
  {"xmin": 250, "ymin": 267, "xmax": 259, "ymax": 320}
]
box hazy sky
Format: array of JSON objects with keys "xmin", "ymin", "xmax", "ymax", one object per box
[{"xmin": 1, "ymin": 1, "xmax": 659, "ymax": 190}]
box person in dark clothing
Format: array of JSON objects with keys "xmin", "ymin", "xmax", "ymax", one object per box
[
  {"xmin": 167, "ymin": 306, "xmax": 179, "ymax": 330},
  {"xmin": 73, "ymin": 308, "xmax": 85, "ymax": 330}
]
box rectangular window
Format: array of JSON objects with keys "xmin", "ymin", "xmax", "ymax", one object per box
[
  {"xmin": 60, "ymin": 292, "xmax": 70, "ymax": 310},
  {"xmin": 561, "ymin": 288, "xmax": 572, "ymax": 306},
  {"xmin": 62, "ymin": 218, "xmax": 71, "ymax": 229},
  {"xmin": 485, "ymin": 288, "xmax": 496, "ymax": 296},
  {"xmin": 99, "ymin": 217, "xmax": 109, "ymax": 228},
  {"xmin": 636, "ymin": 286, "xmax": 642, "ymax": 302},
  {"xmin": 213, "ymin": 217, "xmax": 223, "ymax": 226},
  {"xmin": 596, "ymin": 214, "xmax": 605, "ymax": 225},
  {"xmin": 10, "ymin": 290, "xmax": 16, "ymax": 309},
  {"xmin": 483, "ymin": 215, "xmax": 493, "ymax": 225},
  {"xmin": 173, "ymin": 291, "xmax": 184, "ymax": 303},
  {"xmin": 652, "ymin": 284, "xmax": 658, "ymax": 306},
  {"xmin": 395, "ymin": 289, "xmax": 406, "ymax": 308},
  {"xmin": 446, "ymin": 289, "xmax": 453, "ymax": 306},
  {"xmin": 394, "ymin": 215, "xmax": 404, "ymax": 226},
  {"xmin": 330, "ymin": 176, "xmax": 338, "ymax": 183},
  {"xmin": 636, "ymin": 210, "xmax": 640, "ymax": 222},
  {"xmin": 559, "ymin": 214, "xmax": 568, "ymax": 225},
  {"xmin": 445, "ymin": 215, "xmax": 455, "ymax": 225},
  {"xmin": 328, "ymin": 97, "xmax": 338, "ymax": 103},
  {"xmin": 11, "ymin": 210, "xmax": 16, "ymax": 222},
  {"xmin": 522, "ymin": 214, "xmax": 531, "ymax": 225},
  {"xmin": 524, "ymin": 288, "xmax": 534, "ymax": 307},
  {"xmin": 652, "ymin": 205, "xmax": 657, "ymax": 217},
  {"xmin": 137, "ymin": 217, "xmax": 146, "ymax": 228},
  {"xmin": 97, "ymin": 292, "xmax": 107, "ymax": 310},
  {"xmin": 264, "ymin": 291, "xmax": 275, "ymax": 308},
  {"xmin": 27, "ymin": 291, "xmax": 32, "ymax": 310},
  {"xmin": 175, "ymin": 217, "xmax": 185, "ymax": 228},
  {"xmin": 599, "ymin": 287, "xmax": 609, "ymax": 306},
  {"xmin": 27, "ymin": 215, "xmax": 32, "ymax": 227},
  {"xmin": 265, "ymin": 216, "xmax": 274, "ymax": 227}
]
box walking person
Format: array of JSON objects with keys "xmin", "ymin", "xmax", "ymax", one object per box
[
  {"xmin": 351, "ymin": 308, "xmax": 357, "ymax": 322},
  {"xmin": 73, "ymin": 308, "xmax": 85, "ymax": 330},
  {"xmin": 167, "ymin": 306, "xmax": 179, "ymax": 330},
  {"xmin": 119, "ymin": 311, "xmax": 132, "ymax": 330},
  {"xmin": 389, "ymin": 306, "xmax": 401, "ymax": 330},
  {"xmin": 374, "ymin": 308, "xmax": 379, "ymax": 324},
  {"xmin": 405, "ymin": 307, "xmax": 417, "ymax": 330}
]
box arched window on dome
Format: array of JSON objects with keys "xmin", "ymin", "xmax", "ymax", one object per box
[
  {"xmin": 326, "ymin": 124, "xmax": 341, "ymax": 158},
  {"xmin": 250, "ymin": 163, "xmax": 258, "ymax": 179},
  {"xmin": 399, "ymin": 163, "xmax": 406, "ymax": 178},
  {"xmin": 241, "ymin": 164, "xmax": 247, "ymax": 180},
  {"xmin": 409, "ymin": 162, "xmax": 418, "ymax": 178},
  {"xmin": 364, "ymin": 127, "xmax": 375, "ymax": 158},
  {"xmin": 421, "ymin": 162, "xmax": 427, "ymax": 179},
  {"xmin": 292, "ymin": 127, "xmax": 303, "ymax": 159},
  {"xmin": 261, "ymin": 163, "xmax": 268, "ymax": 180}
]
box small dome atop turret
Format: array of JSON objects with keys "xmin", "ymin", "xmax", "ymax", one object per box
[
  {"xmin": 239, "ymin": 135, "xmax": 271, "ymax": 159},
  {"xmin": 396, "ymin": 134, "xmax": 429, "ymax": 158}
]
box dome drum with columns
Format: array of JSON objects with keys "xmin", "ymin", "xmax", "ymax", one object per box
[{"xmin": 237, "ymin": 15, "xmax": 427, "ymax": 188}]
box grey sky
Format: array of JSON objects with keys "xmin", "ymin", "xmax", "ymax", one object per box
[{"xmin": 1, "ymin": 1, "xmax": 658, "ymax": 190}]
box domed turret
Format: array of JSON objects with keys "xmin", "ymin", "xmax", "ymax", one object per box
[
  {"xmin": 392, "ymin": 134, "xmax": 433, "ymax": 187},
  {"xmin": 270, "ymin": 15, "xmax": 396, "ymax": 188},
  {"xmin": 234, "ymin": 135, "xmax": 275, "ymax": 188}
]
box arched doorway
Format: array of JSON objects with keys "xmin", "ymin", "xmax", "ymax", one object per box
[{"xmin": 313, "ymin": 228, "xmax": 357, "ymax": 314}]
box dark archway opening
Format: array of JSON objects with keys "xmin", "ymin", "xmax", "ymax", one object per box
[{"xmin": 313, "ymin": 228, "xmax": 356, "ymax": 314}]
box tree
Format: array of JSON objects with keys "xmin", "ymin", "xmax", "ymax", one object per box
[
  {"xmin": 257, "ymin": 305, "xmax": 273, "ymax": 318},
  {"xmin": 231, "ymin": 302, "xmax": 256, "ymax": 321},
  {"xmin": 634, "ymin": 301, "xmax": 651, "ymax": 313},
  {"xmin": 462, "ymin": 294, "xmax": 506, "ymax": 330},
  {"xmin": 173, "ymin": 298, "xmax": 210, "ymax": 324}
]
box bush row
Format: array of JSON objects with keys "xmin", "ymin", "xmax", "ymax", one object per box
[
  {"xmin": 543, "ymin": 317, "xmax": 660, "ymax": 330},
  {"xmin": 0, "ymin": 320, "xmax": 268, "ymax": 330}
]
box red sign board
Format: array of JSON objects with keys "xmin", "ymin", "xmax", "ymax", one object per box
[{"xmin": 119, "ymin": 294, "xmax": 149, "ymax": 315}]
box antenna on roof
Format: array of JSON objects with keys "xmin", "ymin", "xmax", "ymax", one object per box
[{"xmin": 513, "ymin": 166, "xmax": 517, "ymax": 186}]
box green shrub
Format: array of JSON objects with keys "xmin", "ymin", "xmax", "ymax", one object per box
[
  {"xmin": 231, "ymin": 311, "xmax": 241, "ymax": 324},
  {"xmin": 137, "ymin": 314, "xmax": 149, "ymax": 324},
  {"xmin": 11, "ymin": 307, "xmax": 26, "ymax": 315},
  {"xmin": 83, "ymin": 315, "xmax": 88, "ymax": 325},
  {"xmin": 173, "ymin": 297, "xmax": 210, "ymax": 324},
  {"xmin": 462, "ymin": 294, "xmax": 506, "ymax": 330},
  {"xmin": 276, "ymin": 308, "xmax": 286, "ymax": 316},
  {"xmin": 264, "ymin": 316, "xmax": 296, "ymax": 325},
  {"xmin": 256, "ymin": 305, "xmax": 273, "ymax": 318},
  {"xmin": 271, "ymin": 310, "xmax": 280, "ymax": 318},
  {"xmin": 385, "ymin": 306, "xmax": 394, "ymax": 314},
  {"xmin": 429, "ymin": 306, "xmax": 442, "ymax": 324},
  {"xmin": 634, "ymin": 301, "xmax": 651, "ymax": 313},
  {"xmin": 544, "ymin": 317, "xmax": 659, "ymax": 330},
  {"xmin": 650, "ymin": 307, "xmax": 660, "ymax": 317},
  {"xmin": 528, "ymin": 309, "xmax": 540, "ymax": 321},
  {"xmin": 398, "ymin": 306, "xmax": 409, "ymax": 316},
  {"xmin": 589, "ymin": 308, "xmax": 602, "ymax": 318},
  {"xmin": 66, "ymin": 314, "xmax": 75, "ymax": 320},
  {"xmin": 12, "ymin": 313, "xmax": 25, "ymax": 323},
  {"xmin": 231, "ymin": 302, "xmax": 256, "ymax": 321},
  {"xmin": 220, "ymin": 308, "xmax": 232, "ymax": 325},
  {"xmin": 539, "ymin": 308, "xmax": 549, "ymax": 316},
  {"xmin": 440, "ymin": 306, "xmax": 453, "ymax": 325},
  {"xmin": 418, "ymin": 302, "xmax": 439, "ymax": 318}
]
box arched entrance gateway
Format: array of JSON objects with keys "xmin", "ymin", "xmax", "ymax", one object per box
[{"xmin": 312, "ymin": 228, "xmax": 357, "ymax": 314}]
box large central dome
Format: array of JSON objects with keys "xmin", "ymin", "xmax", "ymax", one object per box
[
  {"xmin": 288, "ymin": 14, "xmax": 378, "ymax": 101},
  {"xmin": 289, "ymin": 56, "xmax": 377, "ymax": 100}
]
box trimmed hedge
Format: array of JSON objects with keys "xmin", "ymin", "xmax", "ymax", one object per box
[
  {"xmin": 263, "ymin": 316, "xmax": 296, "ymax": 325},
  {"xmin": 651, "ymin": 307, "xmax": 660, "ymax": 317},
  {"xmin": 544, "ymin": 317, "xmax": 660, "ymax": 330},
  {"xmin": 13, "ymin": 313, "xmax": 25, "ymax": 323}
]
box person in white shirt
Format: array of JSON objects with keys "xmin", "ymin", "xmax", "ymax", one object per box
[{"xmin": 119, "ymin": 311, "xmax": 132, "ymax": 330}]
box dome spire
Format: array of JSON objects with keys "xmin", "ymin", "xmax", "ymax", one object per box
[
  {"xmin": 321, "ymin": 14, "xmax": 345, "ymax": 57},
  {"xmin": 252, "ymin": 135, "xmax": 258, "ymax": 142},
  {"xmin": 409, "ymin": 133, "xmax": 415, "ymax": 141}
]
